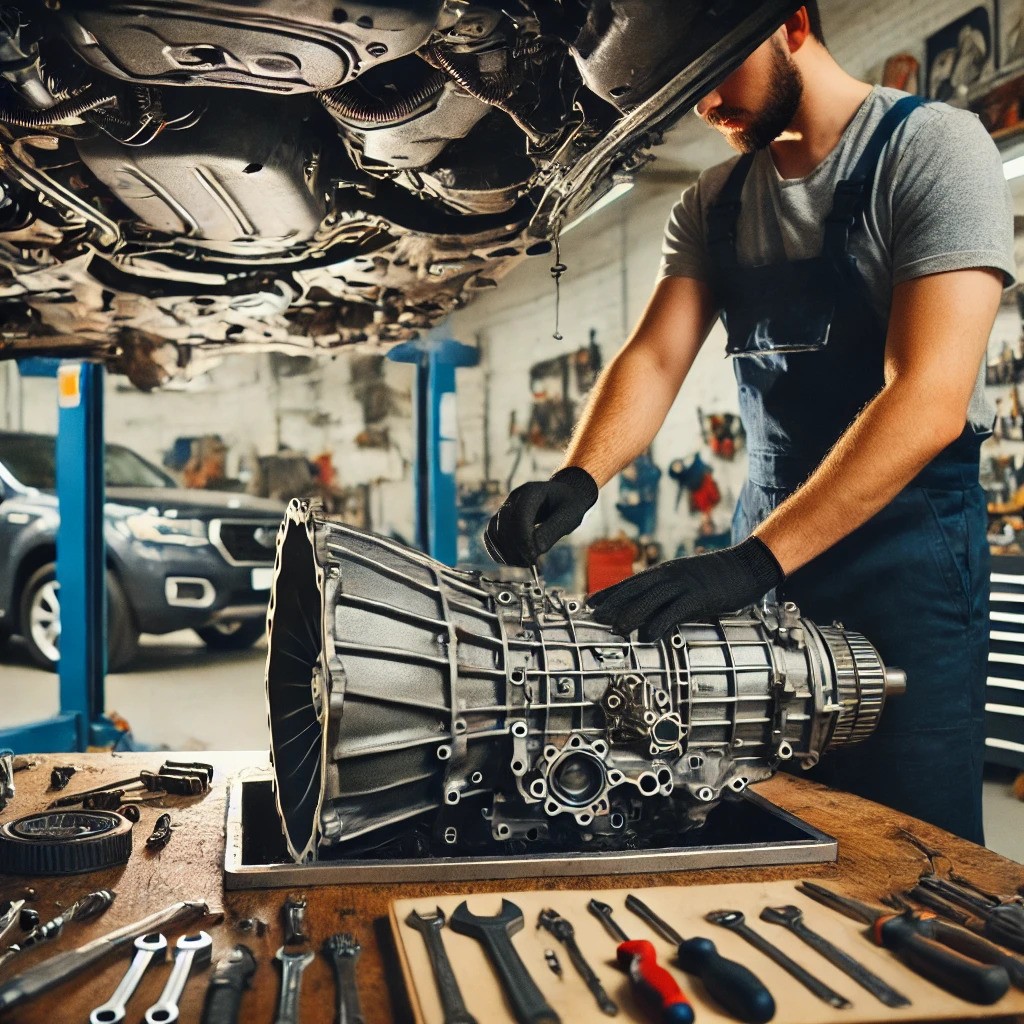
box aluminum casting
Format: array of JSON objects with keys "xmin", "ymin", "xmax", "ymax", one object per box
[{"xmin": 265, "ymin": 500, "xmax": 905, "ymax": 864}]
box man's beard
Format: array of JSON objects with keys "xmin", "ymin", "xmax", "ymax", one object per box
[{"xmin": 707, "ymin": 40, "xmax": 803, "ymax": 153}]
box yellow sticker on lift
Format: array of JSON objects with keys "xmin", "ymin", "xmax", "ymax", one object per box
[{"xmin": 57, "ymin": 364, "xmax": 81, "ymax": 409}]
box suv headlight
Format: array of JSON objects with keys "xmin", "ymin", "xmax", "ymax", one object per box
[{"xmin": 124, "ymin": 513, "xmax": 209, "ymax": 547}]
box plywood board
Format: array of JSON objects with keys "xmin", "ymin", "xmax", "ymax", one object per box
[{"xmin": 391, "ymin": 880, "xmax": 1024, "ymax": 1023}]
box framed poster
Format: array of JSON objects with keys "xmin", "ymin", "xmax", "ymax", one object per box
[
  {"xmin": 999, "ymin": 0, "xmax": 1024, "ymax": 67},
  {"xmin": 926, "ymin": 5, "xmax": 994, "ymax": 101}
]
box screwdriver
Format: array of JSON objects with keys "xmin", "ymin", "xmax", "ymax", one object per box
[
  {"xmin": 797, "ymin": 881, "xmax": 1011, "ymax": 1005},
  {"xmin": 588, "ymin": 899, "xmax": 695, "ymax": 1024},
  {"xmin": 626, "ymin": 895, "xmax": 775, "ymax": 1023}
]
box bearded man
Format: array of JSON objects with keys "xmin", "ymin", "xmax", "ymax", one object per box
[{"xmin": 484, "ymin": 4, "xmax": 1016, "ymax": 843}]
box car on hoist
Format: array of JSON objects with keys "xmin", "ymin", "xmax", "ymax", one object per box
[
  {"xmin": 0, "ymin": 1, "xmax": 799, "ymax": 386},
  {"xmin": 0, "ymin": 431, "xmax": 285, "ymax": 670}
]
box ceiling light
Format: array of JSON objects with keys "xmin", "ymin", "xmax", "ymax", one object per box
[{"xmin": 563, "ymin": 181, "xmax": 634, "ymax": 233}]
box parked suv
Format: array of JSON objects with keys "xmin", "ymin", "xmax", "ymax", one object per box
[{"xmin": 0, "ymin": 431, "xmax": 285, "ymax": 671}]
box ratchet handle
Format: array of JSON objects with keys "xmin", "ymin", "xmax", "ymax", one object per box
[
  {"xmin": 678, "ymin": 937, "xmax": 775, "ymax": 1023},
  {"xmin": 876, "ymin": 915, "xmax": 1010, "ymax": 1005},
  {"xmin": 618, "ymin": 940, "xmax": 694, "ymax": 1024}
]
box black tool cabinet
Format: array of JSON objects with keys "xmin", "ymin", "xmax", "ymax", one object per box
[{"xmin": 987, "ymin": 555, "xmax": 1024, "ymax": 770}]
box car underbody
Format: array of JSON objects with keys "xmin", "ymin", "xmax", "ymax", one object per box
[{"xmin": 0, "ymin": 1, "xmax": 798, "ymax": 388}]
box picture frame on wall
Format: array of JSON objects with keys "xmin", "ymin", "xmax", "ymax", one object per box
[
  {"xmin": 999, "ymin": 0, "xmax": 1024, "ymax": 68},
  {"xmin": 926, "ymin": 4, "xmax": 994, "ymax": 101}
]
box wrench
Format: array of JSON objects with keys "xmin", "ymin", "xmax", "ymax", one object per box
[
  {"xmin": 325, "ymin": 933, "xmax": 366, "ymax": 1024},
  {"xmin": 274, "ymin": 946, "xmax": 314, "ymax": 1024},
  {"xmin": 760, "ymin": 905, "xmax": 910, "ymax": 1008},
  {"xmin": 143, "ymin": 931, "xmax": 213, "ymax": 1024},
  {"xmin": 91, "ymin": 933, "xmax": 168, "ymax": 1024},
  {"xmin": 449, "ymin": 900, "xmax": 559, "ymax": 1024},
  {"xmin": 537, "ymin": 908, "xmax": 618, "ymax": 1017},
  {"xmin": 405, "ymin": 908, "xmax": 478, "ymax": 1024},
  {"xmin": 705, "ymin": 910, "xmax": 850, "ymax": 1009}
]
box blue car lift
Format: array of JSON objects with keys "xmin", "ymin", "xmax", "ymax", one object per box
[
  {"xmin": 388, "ymin": 336, "xmax": 478, "ymax": 566},
  {"xmin": 0, "ymin": 360, "xmax": 124, "ymax": 753}
]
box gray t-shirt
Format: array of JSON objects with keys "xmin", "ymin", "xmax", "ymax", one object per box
[{"xmin": 660, "ymin": 85, "xmax": 1017, "ymax": 431}]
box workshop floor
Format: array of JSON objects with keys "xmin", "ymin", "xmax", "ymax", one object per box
[{"xmin": 2, "ymin": 632, "xmax": 1023, "ymax": 864}]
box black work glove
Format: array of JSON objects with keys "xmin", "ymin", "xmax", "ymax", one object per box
[
  {"xmin": 588, "ymin": 536, "xmax": 784, "ymax": 641},
  {"xmin": 484, "ymin": 467, "xmax": 599, "ymax": 567}
]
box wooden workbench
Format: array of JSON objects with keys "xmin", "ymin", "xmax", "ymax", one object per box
[{"xmin": 0, "ymin": 751, "xmax": 1021, "ymax": 1023}]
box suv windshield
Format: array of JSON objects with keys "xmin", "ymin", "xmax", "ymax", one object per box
[{"xmin": 0, "ymin": 435, "xmax": 175, "ymax": 490}]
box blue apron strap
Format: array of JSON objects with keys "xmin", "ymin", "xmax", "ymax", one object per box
[
  {"xmin": 822, "ymin": 95, "xmax": 927, "ymax": 257},
  {"xmin": 707, "ymin": 153, "xmax": 755, "ymax": 271}
]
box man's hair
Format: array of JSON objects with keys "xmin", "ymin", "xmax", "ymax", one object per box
[{"xmin": 804, "ymin": 1, "xmax": 827, "ymax": 46}]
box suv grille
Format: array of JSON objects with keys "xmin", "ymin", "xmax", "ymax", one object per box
[{"xmin": 214, "ymin": 521, "xmax": 278, "ymax": 564}]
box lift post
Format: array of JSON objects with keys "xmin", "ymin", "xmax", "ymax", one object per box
[
  {"xmin": 0, "ymin": 360, "xmax": 122, "ymax": 753},
  {"xmin": 387, "ymin": 336, "xmax": 478, "ymax": 566}
]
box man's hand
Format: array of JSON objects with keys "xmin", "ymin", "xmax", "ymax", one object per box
[
  {"xmin": 484, "ymin": 467, "xmax": 598, "ymax": 567},
  {"xmin": 588, "ymin": 537, "xmax": 784, "ymax": 641}
]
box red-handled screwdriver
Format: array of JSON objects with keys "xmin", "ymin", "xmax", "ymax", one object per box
[{"xmin": 588, "ymin": 899, "xmax": 695, "ymax": 1024}]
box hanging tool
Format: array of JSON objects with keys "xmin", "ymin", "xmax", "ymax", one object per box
[
  {"xmin": 274, "ymin": 946, "xmax": 315, "ymax": 1024},
  {"xmin": 537, "ymin": 908, "xmax": 618, "ymax": 1017},
  {"xmin": 449, "ymin": 900, "xmax": 560, "ymax": 1024},
  {"xmin": 759, "ymin": 905, "xmax": 910, "ymax": 1008},
  {"xmin": 625, "ymin": 894, "xmax": 775, "ymax": 1023},
  {"xmin": 90, "ymin": 932, "xmax": 168, "ymax": 1024},
  {"xmin": 798, "ymin": 881, "xmax": 1013, "ymax": 1002},
  {"xmin": 324, "ymin": 933, "xmax": 365, "ymax": 1024},
  {"xmin": 587, "ymin": 899, "xmax": 694, "ymax": 1024},
  {"xmin": 405, "ymin": 908, "xmax": 478, "ymax": 1024},
  {"xmin": 705, "ymin": 910, "xmax": 850, "ymax": 1009},
  {"xmin": 200, "ymin": 944, "xmax": 257, "ymax": 1024},
  {"xmin": 0, "ymin": 889, "xmax": 116, "ymax": 969},
  {"xmin": 143, "ymin": 931, "xmax": 213, "ymax": 1024},
  {"xmin": 0, "ymin": 900, "xmax": 209, "ymax": 1015}
]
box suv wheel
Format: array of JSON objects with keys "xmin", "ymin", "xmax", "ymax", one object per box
[
  {"xmin": 19, "ymin": 563, "xmax": 139, "ymax": 672},
  {"xmin": 195, "ymin": 619, "xmax": 266, "ymax": 652}
]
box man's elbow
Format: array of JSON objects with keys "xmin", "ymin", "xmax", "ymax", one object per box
[{"xmin": 919, "ymin": 403, "xmax": 971, "ymax": 454}]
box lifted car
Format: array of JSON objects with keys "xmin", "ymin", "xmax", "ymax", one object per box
[
  {"xmin": 0, "ymin": 1, "xmax": 798, "ymax": 387},
  {"xmin": 0, "ymin": 431, "xmax": 284, "ymax": 670}
]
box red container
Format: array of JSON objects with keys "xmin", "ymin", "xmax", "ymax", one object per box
[{"xmin": 587, "ymin": 538, "xmax": 636, "ymax": 594}]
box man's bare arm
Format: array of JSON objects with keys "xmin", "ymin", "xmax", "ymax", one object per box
[
  {"xmin": 755, "ymin": 268, "xmax": 1003, "ymax": 573},
  {"xmin": 562, "ymin": 275, "xmax": 719, "ymax": 485}
]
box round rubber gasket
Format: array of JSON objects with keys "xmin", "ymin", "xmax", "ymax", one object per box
[{"xmin": 0, "ymin": 810, "xmax": 133, "ymax": 875}]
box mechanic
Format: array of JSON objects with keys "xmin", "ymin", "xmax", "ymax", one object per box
[{"xmin": 483, "ymin": 4, "xmax": 1016, "ymax": 844}]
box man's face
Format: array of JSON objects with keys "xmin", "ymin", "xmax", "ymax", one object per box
[{"xmin": 695, "ymin": 35, "xmax": 804, "ymax": 153}]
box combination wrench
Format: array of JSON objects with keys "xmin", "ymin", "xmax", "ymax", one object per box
[
  {"xmin": 274, "ymin": 946, "xmax": 314, "ymax": 1024},
  {"xmin": 325, "ymin": 933, "xmax": 366, "ymax": 1024},
  {"xmin": 143, "ymin": 931, "xmax": 213, "ymax": 1024},
  {"xmin": 406, "ymin": 908, "xmax": 478, "ymax": 1024},
  {"xmin": 90, "ymin": 933, "xmax": 168, "ymax": 1024}
]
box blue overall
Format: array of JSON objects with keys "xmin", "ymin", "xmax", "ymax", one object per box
[{"xmin": 709, "ymin": 97, "xmax": 989, "ymax": 844}]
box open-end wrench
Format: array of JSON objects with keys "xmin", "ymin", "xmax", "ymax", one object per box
[
  {"xmin": 705, "ymin": 910, "xmax": 850, "ymax": 1009},
  {"xmin": 760, "ymin": 906, "xmax": 909, "ymax": 1008},
  {"xmin": 143, "ymin": 931, "xmax": 213, "ymax": 1024},
  {"xmin": 405, "ymin": 908, "xmax": 478, "ymax": 1024},
  {"xmin": 90, "ymin": 933, "xmax": 168, "ymax": 1024},
  {"xmin": 325, "ymin": 933, "xmax": 366, "ymax": 1024},
  {"xmin": 275, "ymin": 946, "xmax": 314, "ymax": 1024},
  {"xmin": 449, "ymin": 900, "xmax": 560, "ymax": 1024}
]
